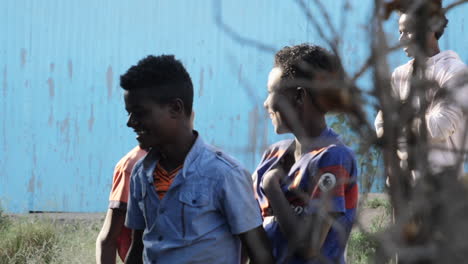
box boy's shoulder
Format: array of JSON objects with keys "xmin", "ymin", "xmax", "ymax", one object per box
[
  {"xmin": 197, "ymin": 143, "xmax": 245, "ymax": 175},
  {"xmin": 267, "ymin": 139, "xmax": 294, "ymax": 151},
  {"xmin": 324, "ymin": 143, "xmax": 354, "ymax": 156},
  {"xmin": 260, "ymin": 139, "xmax": 294, "ymax": 160},
  {"xmin": 314, "ymin": 143, "xmax": 356, "ymax": 170}
]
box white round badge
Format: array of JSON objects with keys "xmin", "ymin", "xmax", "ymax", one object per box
[{"xmin": 318, "ymin": 173, "xmax": 336, "ymax": 192}]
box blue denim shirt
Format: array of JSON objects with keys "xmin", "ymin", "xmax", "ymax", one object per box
[{"xmin": 125, "ymin": 134, "xmax": 263, "ymax": 264}]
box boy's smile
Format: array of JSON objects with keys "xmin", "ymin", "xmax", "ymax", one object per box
[{"xmin": 264, "ymin": 67, "xmax": 293, "ymax": 134}]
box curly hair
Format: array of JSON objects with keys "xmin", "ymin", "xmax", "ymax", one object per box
[
  {"xmin": 120, "ymin": 55, "xmax": 193, "ymax": 116},
  {"xmin": 396, "ymin": 0, "xmax": 448, "ymax": 40},
  {"xmin": 274, "ymin": 44, "xmax": 343, "ymax": 82}
]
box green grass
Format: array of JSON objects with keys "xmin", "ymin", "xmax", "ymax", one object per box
[
  {"xmin": 0, "ymin": 206, "xmax": 9, "ymax": 231},
  {"xmin": 347, "ymin": 197, "xmax": 392, "ymax": 263},
  {"xmin": 0, "ymin": 214, "xmax": 102, "ymax": 264},
  {"xmin": 347, "ymin": 230, "xmax": 378, "ymax": 264},
  {"xmin": 0, "ymin": 218, "xmax": 59, "ymax": 264},
  {"xmin": 0, "ymin": 202, "xmax": 388, "ymax": 264},
  {"xmin": 366, "ymin": 197, "xmax": 391, "ymax": 211}
]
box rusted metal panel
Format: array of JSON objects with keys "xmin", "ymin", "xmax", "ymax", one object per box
[{"xmin": 0, "ymin": 0, "xmax": 467, "ymax": 212}]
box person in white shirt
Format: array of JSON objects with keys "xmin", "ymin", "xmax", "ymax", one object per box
[{"xmin": 375, "ymin": 1, "xmax": 468, "ymax": 181}]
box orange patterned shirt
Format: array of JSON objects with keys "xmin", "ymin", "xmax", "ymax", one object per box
[{"xmin": 153, "ymin": 163, "xmax": 182, "ymax": 199}]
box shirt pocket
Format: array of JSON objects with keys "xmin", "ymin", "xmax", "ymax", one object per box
[{"xmin": 178, "ymin": 188, "xmax": 212, "ymax": 239}]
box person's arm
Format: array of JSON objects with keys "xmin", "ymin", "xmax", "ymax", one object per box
[
  {"xmin": 96, "ymin": 208, "xmax": 126, "ymax": 264},
  {"xmin": 425, "ymin": 88, "xmax": 464, "ymax": 142},
  {"xmin": 124, "ymin": 160, "xmax": 146, "ymax": 264},
  {"xmin": 124, "ymin": 229, "xmax": 144, "ymax": 264},
  {"xmin": 238, "ymin": 226, "xmax": 275, "ymax": 264},
  {"xmin": 262, "ymin": 168, "xmax": 333, "ymax": 259},
  {"xmin": 216, "ymin": 159, "xmax": 275, "ymax": 264}
]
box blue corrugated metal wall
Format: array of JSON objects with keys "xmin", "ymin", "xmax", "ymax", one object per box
[{"xmin": 1, "ymin": 0, "xmax": 467, "ymax": 213}]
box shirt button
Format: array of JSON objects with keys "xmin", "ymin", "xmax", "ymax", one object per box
[
  {"xmin": 158, "ymin": 236, "xmax": 163, "ymax": 241},
  {"xmin": 192, "ymin": 199, "xmax": 197, "ymax": 204},
  {"xmin": 160, "ymin": 208, "xmax": 165, "ymax": 214}
]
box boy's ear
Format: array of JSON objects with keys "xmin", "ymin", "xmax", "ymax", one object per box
[
  {"xmin": 295, "ymin": 87, "xmax": 306, "ymax": 106},
  {"xmin": 168, "ymin": 98, "xmax": 185, "ymax": 118}
]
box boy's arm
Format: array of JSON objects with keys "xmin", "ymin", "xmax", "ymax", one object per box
[
  {"xmin": 96, "ymin": 208, "xmax": 126, "ymax": 264},
  {"xmin": 217, "ymin": 161, "xmax": 274, "ymax": 263},
  {"xmin": 124, "ymin": 229, "xmax": 144, "ymax": 264},
  {"xmin": 262, "ymin": 169, "xmax": 333, "ymax": 259},
  {"xmin": 124, "ymin": 160, "xmax": 147, "ymax": 264},
  {"xmin": 425, "ymin": 93, "xmax": 463, "ymax": 142},
  {"xmin": 238, "ymin": 226, "xmax": 275, "ymax": 264}
]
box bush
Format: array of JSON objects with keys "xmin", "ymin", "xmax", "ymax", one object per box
[{"xmin": 347, "ymin": 230, "xmax": 378, "ymax": 264}]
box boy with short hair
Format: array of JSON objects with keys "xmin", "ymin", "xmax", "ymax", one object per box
[
  {"xmin": 96, "ymin": 146, "xmax": 147, "ymax": 264},
  {"xmin": 375, "ymin": 0, "xmax": 468, "ymax": 179},
  {"xmin": 121, "ymin": 55, "xmax": 274, "ymax": 264},
  {"xmin": 254, "ymin": 44, "xmax": 358, "ymax": 263}
]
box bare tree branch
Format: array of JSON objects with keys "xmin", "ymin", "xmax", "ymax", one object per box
[
  {"xmin": 294, "ymin": 0, "xmax": 339, "ymax": 56},
  {"xmin": 352, "ymin": 43, "xmax": 403, "ymax": 82},
  {"xmin": 212, "ymin": 0, "xmax": 276, "ymax": 54},
  {"xmin": 444, "ymin": 0, "xmax": 468, "ymax": 13},
  {"xmin": 311, "ymin": 0, "xmax": 340, "ymax": 44}
]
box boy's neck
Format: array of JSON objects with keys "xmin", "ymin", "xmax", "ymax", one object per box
[
  {"xmin": 293, "ymin": 120, "xmax": 327, "ymax": 160},
  {"xmin": 158, "ymin": 129, "xmax": 197, "ymax": 171}
]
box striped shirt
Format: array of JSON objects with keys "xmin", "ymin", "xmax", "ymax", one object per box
[{"xmin": 253, "ymin": 128, "xmax": 358, "ymax": 263}]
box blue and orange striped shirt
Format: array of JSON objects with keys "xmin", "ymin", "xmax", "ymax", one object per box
[{"xmin": 253, "ymin": 128, "xmax": 358, "ymax": 264}]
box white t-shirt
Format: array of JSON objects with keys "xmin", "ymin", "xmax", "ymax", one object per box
[{"xmin": 375, "ymin": 50, "xmax": 468, "ymax": 176}]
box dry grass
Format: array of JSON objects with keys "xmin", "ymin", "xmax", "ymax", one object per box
[
  {"xmin": 0, "ymin": 210, "xmax": 102, "ymax": 264},
  {"xmin": 0, "ymin": 204, "xmax": 387, "ymax": 264}
]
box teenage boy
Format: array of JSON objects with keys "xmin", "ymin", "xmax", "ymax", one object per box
[
  {"xmin": 96, "ymin": 146, "xmax": 147, "ymax": 263},
  {"xmin": 96, "ymin": 114, "xmax": 195, "ymax": 263},
  {"xmin": 375, "ymin": 0, "xmax": 468, "ymax": 179},
  {"xmin": 254, "ymin": 44, "xmax": 358, "ymax": 263},
  {"xmin": 121, "ymin": 55, "xmax": 274, "ymax": 264}
]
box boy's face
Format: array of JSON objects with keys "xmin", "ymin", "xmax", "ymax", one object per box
[
  {"xmin": 399, "ymin": 13, "xmax": 436, "ymax": 58},
  {"xmin": 124, "ymin": 88, "xmax": 176, "ymax": 149},
  {"xmin": 264, "ymin": 67, "xmax": 294, "ymax": 134},
  {"xmin": 399, "ymin": 13, "xmax": 417, "ymax": 57}
]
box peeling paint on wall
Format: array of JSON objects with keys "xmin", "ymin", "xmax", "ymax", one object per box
[
  {"xmin": 47, "ymin": 78, "xmax": 55, "ymax": 97},
  {"xmin": 27, "ymin": 173, "xmax": 36, "ymax": 193},
  {"xmin": 199, "ymin": 68, "xmax": 204, "ymax": 96},
  {"xmin": 68, "ymin": 60, "xmax": 73, "ymax": 80},
  {"xmin": 88, "ymin": 104, "xmax": 95, "ymax": 132},
  {"xmin": 59, "ymin": 116, "xmax": 71, "ymax": 147},
  {"xmin": 2, "ymin": 66, "xmax": 7, "ymax": 97},
  {"xmin": 20, "ymin": 48, "xmax": 27, "ymax": 68},
  {"xmin": 248, "ymin": 107, "xmax": 260, "ymax": 165},
  {"xmin": 107, "ymin": 66, "xmax": 113, "ymax": 99},
  {"xmin": 48, "ymin": 107, "xmax": 54, "ymax": 127}
]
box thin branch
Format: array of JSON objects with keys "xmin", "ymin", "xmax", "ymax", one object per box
[
  {"xmin": 311, "ymin": 0, "xmax": 340, "ymax": 44},
  {"xmin": 294, "ymin": 0, "xmax": 339, "ymax": 55},
  {"xmin": 444, "ymin": 0, "xmax": 468, "ymax": 13},
  {"xmin": 352, "ymin": 43, "xmax": 403, "ymax": 82},
  {"xmin": 339, "ymin": 0, "xmax": 351, "ymax": 43},
  {"xmin": 212, "ymin": 0, "xmax": 276, "ymax": 54}
]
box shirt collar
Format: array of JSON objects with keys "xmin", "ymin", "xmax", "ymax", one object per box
[
  {"xmin": 141, "ymin": 131, "xmax": 204, "ymax": 183},
  {"xmin": 180, "ymin": 131, "xmax": 204, "ymax": 178}
]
